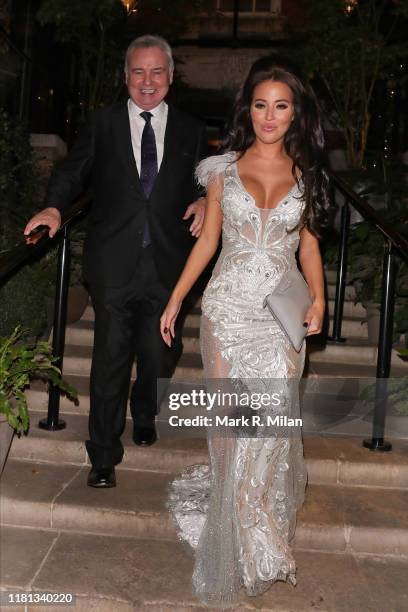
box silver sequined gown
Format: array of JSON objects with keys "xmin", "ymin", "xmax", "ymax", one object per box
[{"xmin": 167, "ymin": 152, "xmax": 308, "ymax": 608}]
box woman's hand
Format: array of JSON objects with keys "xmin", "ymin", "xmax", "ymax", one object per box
[
  {"xmin": 304, "ymin": 300, "xmax": 325, "ymax": 336},
  {"xmin": 160, "ymin": 296, "xmax": 182, "ymax": 347}
]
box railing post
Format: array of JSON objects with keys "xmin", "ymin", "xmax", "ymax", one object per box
[
  {"xmin": 38, "ymin": 225, "xmax": 70, "ymax": 431},
  {"xmin": 232, "ymin": 0, "xmax": 239, "ymax": 43},
  {"xmin": 328, "ymin": 198, "xmax": 350, "ymax": 342},
  {"xmin": 18, "ymin": 0, "xmax": 32, "ymax": 121},
  {"xmin": 363, "ymin": 241, "xmax": 396, "ymax": 452}
]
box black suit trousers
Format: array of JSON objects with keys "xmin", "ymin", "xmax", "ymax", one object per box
[{"xmin": 86, "ymin": 246, "xmax": 183, "ymax": 468}]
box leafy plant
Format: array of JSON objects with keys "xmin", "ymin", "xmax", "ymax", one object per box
[
  {"xmin": 0, "ymin": 110, "xmax": 40, "ymax": 246},
  {"xmin": 0, "ymin": 110, "xmax": 55, "ymax": 337},
  {"xmin": 395, "ymin": 300, "xmax": 408, "ymax": 347},
  {"xmin": 360, "ymin": 376, "xmax": 408, "ymax": 416},
  {"xmin": 348, "ymin": 220, "xmax": 384, "ymax": 304},
  {"xmin": 320, "ymin": 157, "xmax": 408, "ymax": 350},
  {"xmin": 126, "ymin": 0, "xmax": 213, "ymax": 41},
  {"xmin": 348, "ymin": 215, "xmax": 408, "ymax": 341},
  {"xmin": 300, "ymin": 0, "xmax": 408, "ymax": 168},
  {"xmin": 343, "ymin": 159, "xmax": 408, "ymax": 340},
  {"xmin": 37, "ymin": 0, "xmax": 128, "ymax": 117},
  {"xmin": 0, "ymin": 326, "xmax": 77, "ymax": 435},
  {"xmin": 37, "ymin": 0, "xmax": 213, "ymax": 120}
]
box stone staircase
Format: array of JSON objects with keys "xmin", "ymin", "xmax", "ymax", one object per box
[
  {"xmin": 50, "ymin": 271, "xmax": 408, "ymax": 384},
  {"xmin": 2, "ymin": 272, "xmax": 408, "ymax": 611}
]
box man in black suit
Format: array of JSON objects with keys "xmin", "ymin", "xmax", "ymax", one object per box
[{"xmin": 24, "ymin": 35, "xmax": 208, "ymax": 488}]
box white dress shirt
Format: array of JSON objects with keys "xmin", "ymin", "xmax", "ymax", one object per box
[{"xmin": 127, "ymin": 98, "xmax": 168, "ymax": 174}]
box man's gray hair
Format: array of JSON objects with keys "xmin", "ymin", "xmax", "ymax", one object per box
[{"xmin": 124, "ymin": 35, "xmax": 174, "ymax": 78}]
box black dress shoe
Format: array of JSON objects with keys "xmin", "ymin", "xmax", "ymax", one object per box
[
  {"xmin": 87, "ymin": 466, "xmax": 116, "ymax": 488},
  {"xmin": 133, "ymin": 422, "xmax": 157, "ymax": 446}
]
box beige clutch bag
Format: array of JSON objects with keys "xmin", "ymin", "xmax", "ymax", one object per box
[{"xmin": 263, "ymin": 268, "xmax": 312, "ymax": 352}]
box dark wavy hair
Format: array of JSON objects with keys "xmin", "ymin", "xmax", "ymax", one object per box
[{"xmin": 222, "ymin": 55, "xmax": 330, "ymax": 235}]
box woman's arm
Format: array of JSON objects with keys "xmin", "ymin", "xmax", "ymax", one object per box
[
  {"xmin": 298, "ymin": 227, "xmax": 325, "ymax": 335},
  {"xmin": 160, "ymin": 180, "xmax": 223, "ymax": 346}
]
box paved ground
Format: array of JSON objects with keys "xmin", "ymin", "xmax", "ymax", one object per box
[
  {"xmin": 2, "ymin": 429, "xmax": 408, "ymax": 611},
  {"xmin": 1, "ymin": 524, "xmax": 408, "ymax": 611}
]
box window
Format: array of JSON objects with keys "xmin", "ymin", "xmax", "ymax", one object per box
[
  {"xmin": 218, "ymin": 0, "xmax": 279, "ymax": 12},
  {"xmin": 255, "ymin": 0, "xmax": 272, "ymax": 10}
]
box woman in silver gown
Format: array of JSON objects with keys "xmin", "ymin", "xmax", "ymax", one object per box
[{"xmin": 160, "ymin": 56, "xmax": 328, "ymax": 608}]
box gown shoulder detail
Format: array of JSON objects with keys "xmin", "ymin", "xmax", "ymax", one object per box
[{"xmin": 195, "ymin": 151, "xmax": 236, "ymax": 188}]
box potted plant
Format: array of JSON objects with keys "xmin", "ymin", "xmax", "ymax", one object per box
[
  {"xmin": 348, "ymin": 219, "xmax": 383, "ymax": 342},
  {"xmin": 346, "ymin": 159, "xmax": 408, "ymax": 343},
  {"xmin": 358, "ymin": 351, "xmax": 408, "ymax": 449},
  {"xmin": 397, "ymin": 348, "xmax": 408, "ymax": 361},
  {"xmin": 348, "ymin": 221, "xmax": 408, "ymax": 345},
  {"xmin": 44, "ymin": 222, "xmax": 90, "ymax": 332},
  {"xmin": 394, "ymin": 263, "xmax": 408, "ymax": 348},
  {"xmin": 0, "ymin": 326, "xmax": 77, "ymax": 475},
  {"xmin": 360, "ymin": 375, "xmax": 408, "ymax": 418},
  {"xmin": 66, "ymin": 220, "xmax": 90, "ymax": 324}
]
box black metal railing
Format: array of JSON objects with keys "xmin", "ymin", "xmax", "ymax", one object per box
[
  {"xmin": 328, "ymin": 170, "xmax": 408, "ymax": 452},
  {"xmin": 1, "ymin": 171, "xmax": 407, "ymax": 449},
  {"xmin": 0, "ymin": 196, "xmax": 90, "ymax": 431}
]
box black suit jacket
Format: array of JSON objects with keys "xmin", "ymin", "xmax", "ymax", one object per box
[{"xmin": 46, "ymin": 102, "xmax": 207, "ymax": 289}]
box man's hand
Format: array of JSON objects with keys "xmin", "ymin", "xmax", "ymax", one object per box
[
  {"xmin": 24, "ymin": 207, "xmax": 62, "ymax": 238},
  {"xmin": 182, "ymin": 197, "xmax": 206, "ymax": 238}
]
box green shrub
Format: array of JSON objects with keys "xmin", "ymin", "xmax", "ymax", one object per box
[
  {"xmin": 0, "ymin": 110, "xmax": 53, "ymax": 337},
  {"xmin": 0, "ymin": 326, "xmax": 77, "ymax": 434}
]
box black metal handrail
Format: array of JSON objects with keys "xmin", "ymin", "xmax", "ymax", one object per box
[
  {"xmin": 0, "ymin": 197, "xmax": 90, "ymax": 283},
  {"xmin": 328, "ymin": 170, "xmax": 408, "ymax": 256},
  {"xmin": 0, "ymin": 196, "xmax": 91, "ymax": 431},
  {"xmin": 1, "ymin": 170, "xmax": 407, "ymax": 449},
  {"xmin": 328, "ymin": 170, "xmax": 408, "ymax": 453}
]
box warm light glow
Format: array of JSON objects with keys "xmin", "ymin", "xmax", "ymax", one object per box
[
  {"xmin": 344, "ymin": 0, "xmax": 358, "ymax": 15},
  {"xmin": 121, "ymin": 0, "xmax": 137, "ymax": 14}
]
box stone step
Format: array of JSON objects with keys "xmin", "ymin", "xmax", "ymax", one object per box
[
  {"xmin": 308, "ymin": 339, "xmax": 379, "ymax": 365},
  {"xmin": 325, "ymin": 268, "xmax": 344, "ymax": 284},
  {"xmin": 327, "ymin": 282, "xmax": 356, "ymax": 301},
  {"xmin": 81, "ymin": 297, "xmax": 366, "ymax": 327},
  {"xmin": 309, "ymin": 336, "xmax": 408, "ymax": 367},
  {"xmin": 65, "ymin": 315, "xmax": 369, "ymax": 347},
  {"xmin": 328, "ymin": 298, "xmax": 366, "ymax": 319},
  {"xmin": 65, "ymin": 323, "xmax": 203, "ymax": 348},
  {"xmin": 9, "ymin": 411, "xmax": 408, "ymax": 488},
  {"xmin": 60, "ymin": 347, "xmax": 205, "ymax": 378},
  {"xmin": 3, "ymin": 525, "xmax": 408, "ymax": 612},
  {"xmin": 58, "ymin": 341, "xmax": 406, "ymax": 380},
  {"xmin": 2, "ymin": 458, "xmax": 408, "ymax": 558},
  {"xmin": 25, "ymin": 373, "xmax": 408, "ymax": 455}
]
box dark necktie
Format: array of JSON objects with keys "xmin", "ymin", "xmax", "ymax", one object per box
[{"xmin": 140, "ymin": 111, "xmax": 158, "ymax": 247}]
